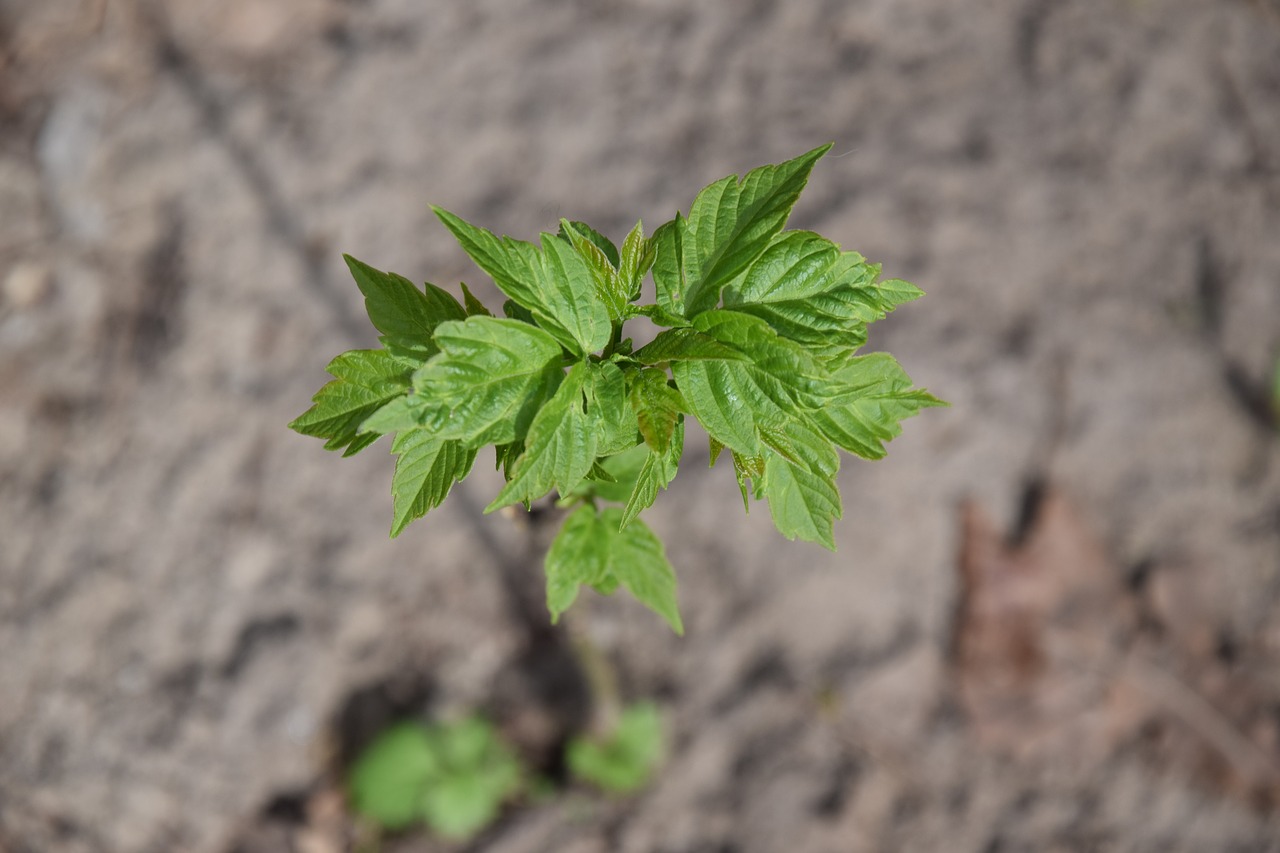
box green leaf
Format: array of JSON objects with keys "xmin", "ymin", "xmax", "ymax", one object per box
[
  {"xmin": 562, "ymin": 218, "xmax": 626, "ymax": 320},
  {"xmin": 618, "ymin": 220, "xmax": 654, "ymax": 302},
  {"xmin": 348, "ymin": 723, "xmax": 439, "ymax": 831},
  {"xmin": 679, "ymin": 144, "xmax": 832, "ymax": 316},
  {"xmin": 627, "ymin": 302, "xmax": 689, "ymax": 329},
  {"xmin": 486, "ymin": 362, "xmax": 597, "ymax": 511},
  {"xmin": 723, "ymin": 232, "xmax": 925, "ymax": 361},
  {"xmin": 650, "ymin": 213, "xmax": 690, "ymax": 314},
  {"xmin": 601, "ymin": 507, "xmax": 682, "ymax": 634},
  {"xmin": 670, "ymin": 311, "xmax": 824, "ymax": 456},
  {"xmin": 567, "ymin": 703, "xmax": 664, "ymax": 793},
  {"xmin": 433, "ymin": 207, "xmax": 611, "ymax": 355},
  {"xmin": 412, "ymin": 317, "xmax": 564, "ymax": 447},
  {"xmin": 810, "ymin": 353, "xmax": 945, "ymax": 460},
  {"xmin": 559, "ymin": 219, "xmax": 619, "ymax": 268},
  {"xmin": 390, "ymin": 431, "xmax": 477, "ymax": 537},
  {"xmin": 629, "ymin": 367, "xmax": 684, "ymax": 454},
  {"xmin": 290, "ymin": 349, "xmax": 412, "ymax": 455},
  {"xmin": 359, "ymin": 393, "xmax": 431, "ymax": 435},
  {"xmin": 544, "ymin": 504, "xmax": 683, "ymax": 633},
  {"xmin": 619, "ymin": 420, "xmax": 682, "ymax": 530},
  {"xmin": 459, "ymin": 282, "xmax": 493, "ymax": 317},
  {"xmin": 758, "ymin": 419, "xmax": 842, "ymax": 549},
  {"xmin": 730, "ymin": 451, "xmax": 765, "ymax": 512},
  {"xmin": 344, "ymin": 255, "xmax": 466, "ymax": 361},
  {"xmin": 632, "ymin": 327, "xmax": 751, "ymax": 365},
  {"xmin": 587, "ymin": 360, "xmax": 638, "ymax": 456}
]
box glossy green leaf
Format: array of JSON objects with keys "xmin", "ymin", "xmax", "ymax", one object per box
[
  {"xmin": 650, "ymin": 213, "xmax": 689, "ymax": 314},
  {"xmin": 670, "ymin": 311, "xmax": 824, "ymax": 456},
  {"xmin": 390, "ymin": 431, "xmax": 477, "ymax": 537},
  {"xmin": 289, "ymin": 349, "xmax": 411, "ymax": 455},
  {"xmin": 632, "ymin": 327, "xmax": 750, "ymax": 365},
  {"xmin": 459, "ymin": 282, "xmax": 493, "ymax": 317},
  {"xmin": 618, "ymin": 220, "xmax": 654, "ymax": 302},
  {"xmin": 560, "ymin": 219, "xmax": 619, "ymax": 268},
  {"xmin": 411, "ymin": 317, "xmax": 564, "ymax": 447},
  {"xmin": 679, "ymin": 144, "xmax": 832, "ymax": 316},
  {"xmin": 433, "ymin": 207, "xmax": 611, "ymax": 354},
  {"xmin": 587, "ymin": 360, "xmax": 638, "ymax": 456}
]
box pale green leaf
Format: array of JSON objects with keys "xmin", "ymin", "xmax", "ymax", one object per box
[
  {"xmin": 390, "ymin": 431, "xmax": 477, "ymax": 537},
  {"xmin": 411, "ymin": 317, "xmax": 564, "ymax": 447},
  {"xmin": 544, "ymin": 505, "xmax": 611, "ymax": 621},
  {"xmin": 562, "ymin": 218, "xmax": 626, "ymax": 320},
  {"xmin": 290, "ymin": 349, "xmax": 411, "ymax": 455},
  {"xmin": 810, "ymin": 353, "xmax": 945, "ymax": 460},
  {"xmin": 757, "ymin": 419, "xmax": 841, "ymax": 549},
  {"xmin": 567, "ymin": 703, "xmax": 664, "ymax": 793},
  {"xmin": 559, "ymin": 219, "xmax": 619, "ymax": 268},
  {"xmin": 601, "ymin": 508, "xmax": 682, "ymax": 634},
  {"xmin": 618, "ymin": 220, "xmax": 654, "ymax": 302}
]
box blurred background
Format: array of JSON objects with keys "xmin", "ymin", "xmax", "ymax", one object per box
[{"xmin": 2, "ymin": 0, "xmax": 1279, "ymax": 850}]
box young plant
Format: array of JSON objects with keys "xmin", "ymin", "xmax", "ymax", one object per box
[
  {"xmin": 566, "ymin": 702, "xmax": 665, "ymax": 794},
  {"xmin": 348, "ymin": 717, "xmax": 522, "ymax": 840},
  {"xmin": 291, "ymin": 145, "xmax": 944, "ymax": 633}
]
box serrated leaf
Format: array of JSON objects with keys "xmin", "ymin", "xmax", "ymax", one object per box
[
  {"xmin": 629, "ymin": 367, "xmax": 684, "ymax": 454},
  {"xmin": 600, "ymin": 508, "xmax": 683, "ymax": 634},
  {"xmin": 650, "ymin": 214, "xmax": 689, "ymax": 314},
  {"xmin": 359, "ymin": 393, "xmax": 432, "ymax": 435},
  {"xmin": 627, "ymin": 302, "xmax": 689, "ymax": 329},
  {"xmin": 670, "ymin": 310, "xmax": 824, "ymax": 456},
  {"xmin": 344, "ymin": 255, "xmax": 466, "ymax": 361},
  {"xmin": 290, "ymin": 349, "xmax": 412, "ymax": 454},
  {"xmin": 632, "ymin": 327, "xmax": 750, "ymax": 365},
  {"xmin": 412, "ymin": 317, "xmax": 564, "ymax": 447},
  {"xmin": 390, "ymin": 431, "xmax": 477, "ymax": 537},
  {"xmin": 620, "ymin": 420, "xmax": 682, "ymax": 529},
  {"xmin": 544, "ymin": 504, "xmax": 612, "ymax": 619},
  {"xmin": 618, "ymin": 220, "xmax": 654, "ymax": 302},
  {"xmin": 433, "ymin": 207, "xmax": 611, "ymax": 355},
  {"xmin": 459, "ymin": 282, "xmax": 493, "ymax": 317},
  {"xmin": 731, "ymin": 451, "xmax": 765, "ymax": 512},
  {"xmin": 562, "ymin": 218, "xmax": 627, "ymax": 320},
  {"xmin": 679, "ymin": 144, "xmax": 832, "ymax": 316},
  {"xmin": 544, "ymin": 504, "xmax": 683, "ymax": 633},
  {"xmin": 559, "ymin": 220, "xmax": 619, "ymax": 268},
  {"xmin": 810, "ymin": 353, "xmax": 945, "ymax": 460},
  {"xmin": 758, "ymin": 420, "xmax": 842, "ymax": 549},
  {"xmin": 486, "ymin": 362, "xmax": 597, "ymax": 511},
  {"xmin": 539, "ymin": 232, "xmax": 614, "ymax": 353},
  {"xmin": 586, "ymin": 360, "xmax": 638, "ymax": 456}
]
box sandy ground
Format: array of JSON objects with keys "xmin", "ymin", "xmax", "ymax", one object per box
[{"xmin": 2, "ymin": 0, "xmax": 1280, "ymax": 850}]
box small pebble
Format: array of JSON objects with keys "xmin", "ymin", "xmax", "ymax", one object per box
[{"xmin": 3, "ymin": 262, "xmax": 53, "ymax": 309}]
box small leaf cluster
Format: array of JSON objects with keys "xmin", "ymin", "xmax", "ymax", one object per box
[
  {"xmin": 566, "ymin": 703, "xmax": 665, "ymax": 794},
  {"xmin": 291, "ymin": 145, "xmax": 943, "ymax": 633},
  {"xmin": 348, "ymin": 717, "xmax": 521, "ymax": 840}
]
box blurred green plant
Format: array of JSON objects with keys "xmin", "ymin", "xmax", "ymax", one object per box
[
  {"xmin": 348, "ymin": 717, "xmax": 521, "ymax": 840},
  {"xmin": 566, "ymin": 703, "xmax": 665, "ymax": 794}
]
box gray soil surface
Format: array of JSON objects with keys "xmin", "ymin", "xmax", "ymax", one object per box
[{"xmin": 3, "ymin": 1, "xmax": 1280, "ymax": 851}]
